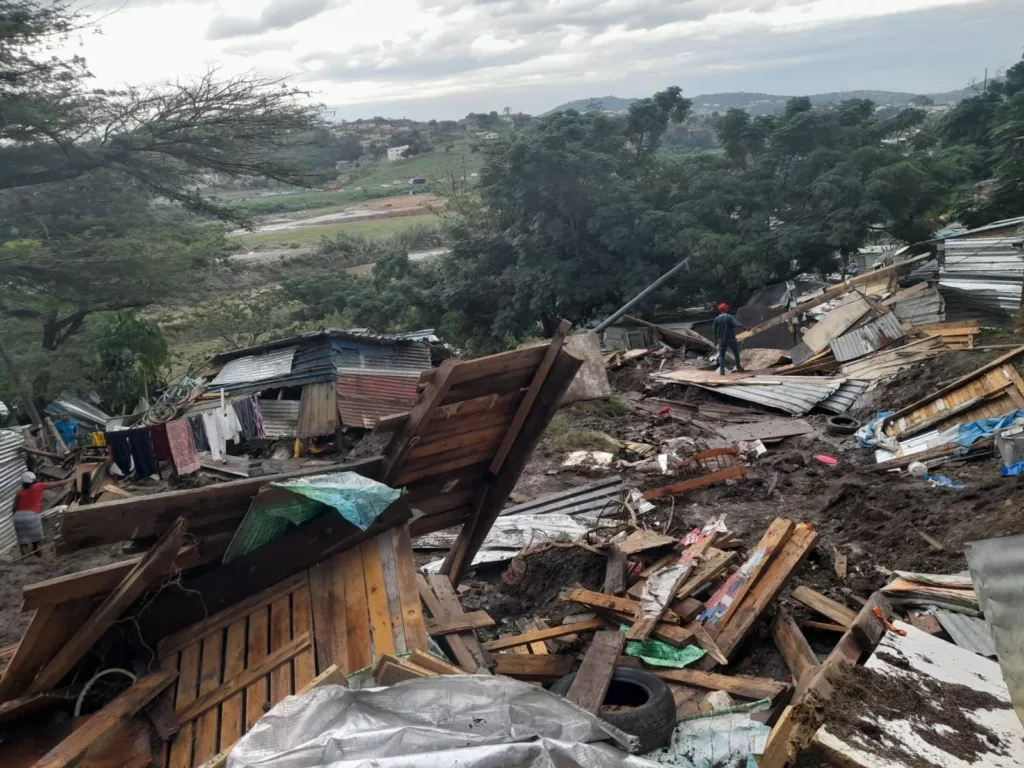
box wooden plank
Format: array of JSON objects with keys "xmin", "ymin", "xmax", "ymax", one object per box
[
  {"xmin": 30, "ymin": 518, "xmax": 186, "ymax": 695},
  {"xmin": 704, "ymin": 519, "xmax": 794, "ymax": 628},
  {"xmin": 565, "ymin": 631, "xmax": 625, "ymax": 714},
  {"xmin": 375, "ymin": 527, "xmax": 409, "ymax": 656},
  {"xmin": 791, "ymin": 586, "xmax": 857, "ymax": 628},
  {"xmin": 416, "ymin": 575, "xmax": 480, "ymax": 672},
  {"xmin": 177, "ymin": 634, "xmax": 311, "ymax": 725},
  {"xmin": 483, "ymin": 619, "xmax": 605, "ymax": 651},
  {"xmin": 491, "ymin": 320, "xmax": 571, "ymax": 473},
  {"xmin": 340, "ymin": 545, "xmax": 373, "ymax": 671},
  {"xmin": 391, "ymin": 526, "xmax": 429, "ymax": 653},
  {"xmin": 407, "ymin": 650, "xmax": 468, "ymax": 676},
  {"xmin": 616, "ymin": 531, "xmax": 678, "ymax": 556},
  {"xmin": 374, "ymin": 657, "xmax": 435, "ymax": 686},
  {"xmin": 642, "ymin": 466, "xmax": 745, "ymax": 501},
  {"xmin": 243, "ymin": 606, "xmax": 269, "ymax": 732},
  {"xmin": 361, "ymin": 536, "xmax": 397, "ymax": 659},
  {"xmin": 217, "ymin": 618, "xmax": 247, "ymax": 757},
  {"xmin": 0, "ymin": 600, "xmax": 93, "ymax": 703},
  {"xmin": 291, "ymin": 585, "xmax": 316, "ymax": 690},
  {"xmin": 796, "ymin": 619, "xmax": 847, "ymax": 633},
  {"xmin": 561, "ymin": 588, "xmax": 682, "ymax": 624},
  {"xmin": 426, "ymin": 574, "xmax": 490, "ymax": 671},
  {"xmin": 307, "ymin": 555, "xmax": 347, "ymax": 672},
  {"xmin": 712, "ymin": 524, "xmax": 818, "ymax": 660},
  {"xmin": 603, "ymin": 544, "xmax": 626, "ymax": 596},
  {"xmin": 492, "ymin": 654, "xmax": 573, "ymax": 681},
  {"xmin": 772, "ymin": 608, "xmax": 820, "ymax": 684},
  {"xmin": 159, "ymin": 574, "xmax": 309, "ymax": 659},
  {"xmin": 268, "ymin": 595, "xmax": 292, "ymax": 707},
  {"xmin": 169, "ymin": 644, "xmax": 200, "ymax": 768},
  {"xmin": 425, "ymin": 611, "xmax": 495, "ymax": 635},
  {"xmin": 57, "ymin": 456, "xmax": 382, "ymax": 553},
  {"xmin": 31, "ymin": 672, "xmax": 176, "ymax": 768},
  {"xmin": 654, "ymin": 669, "xmax": 789, "ymax": 703},
  {"xmin": 382, "ymin": 359, "xmax": 458, "ymax": 483},
  {"xmin": 192, "ymin": 627, "xmax": 224, "ymax": 767}
]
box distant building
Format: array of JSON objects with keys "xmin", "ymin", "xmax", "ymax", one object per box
[
  {"xmin": 386, "ymin": 145, "xmax": 410, "ymax": 162},
  {"xmin": 483, "ymin": 132, "xmax": 500, "ymax": 140},
  {"xmin": 410, "ymin": 177, "xmax": 427, "ymax": 185}
]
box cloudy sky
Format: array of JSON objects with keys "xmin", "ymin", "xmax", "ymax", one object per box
[{"xmin": 69, "ymin": 0, "xmax": 1022, "ymax": 120}]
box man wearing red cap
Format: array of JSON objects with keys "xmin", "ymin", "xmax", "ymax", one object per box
[{"xmin": 713, "ymin": 303, "xmax": 745, "ymax": 375}]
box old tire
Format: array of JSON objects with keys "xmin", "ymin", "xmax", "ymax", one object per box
[
  {"xmin": 826, "ymin": 415, "xmax": 859, "ymax": 436},
  {"xmin": 549, "ymin": 666, "xmax": 676, "ymax": 752}
]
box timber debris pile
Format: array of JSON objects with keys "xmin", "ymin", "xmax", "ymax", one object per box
[{"xmin": 2, "ymin": 252, "xmax": 1024, "ymax": 768}]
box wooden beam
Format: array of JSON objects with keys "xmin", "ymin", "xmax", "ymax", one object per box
[
  {"xmin": 442, "ymin": 348, "xmax": 583, "ymax": 583},
  {"xmin": 566, "ymin": 631, "xmax": 625, "ymax": 714},
  {"xmin": 490, "ymin": 320, "xmax": 571, "ymax": 473},
  {"xmin": 56, "ymin": 456, "xmax": 383, "ymax": 553},
  {"xmin": 177, "ymin": 634, "xmax": 311, "ymax": 724},
  {"xmin": 616, "ymin": 531, "xmax": 678, "ymax": 555},
  {"xmin": 796, "ymin": 619, "xmax": 847, "ymax": 633},
  {"xmin": 381, "ymin": 359, "xmax": 458, "ymax": 483},
  {"xmin": 30, "ymin": 519, "xmax": 186, "ymax": 695},
  {"xmin": 561, "ymin": 588, "xmax": 682, "ymax": 624},
  {"xmin": 374, "ymin": 657, "xmax": 435, "ymax": 686},
  {"xmin": 596, "ymin": 608, "xmax": 694, "ymax": 648},
  {"xmin": 642, "ymin": 466, "xmax": 745, "ymax": 501},
  {"xmin": 654, "ymin": 669, "xmax": 789, "ymax": 704},
  {"xmin": 30, "ymin": 671, "xmax": 176, "ymax": 768},
  {"xmin": 603, "ymin": 544, "xmax": 626, "ymax": 596},
  {"xmin": 772, "ymin": 608, "xmax": 820, "ymax": 684},
  {"xmin": 791, "ymin": 586, "xmax": 857, "ymax": 628},
  {"xmin": 424, "ymin": 611, "xmax": 495, "ymax": 635},
  {"xmin": 483, "ymin": 619, "xmax": 605, "ymax": 651},
  {"xmin": 422, "ymin": 574, "xmax": 491, "ymax": 672},
  {"xmin": 492, "ymin": 654, "xmax": 573, "ymax": 681},
  {"xmin": 407, "ymin": 650, "xmax": 468, "ymax": 676}
]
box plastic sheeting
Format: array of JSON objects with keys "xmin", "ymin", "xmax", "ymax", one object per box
[
  {"xmin": 647, "ymin": 699, "xmax": 771, "ymax": 768},
  {"xmin": 226, "ymin": 676, "xmax": 659, "ymax": 768},
  {"xmin": 224, "ymin": 472, "xmax": 400, "ymax": 563}
]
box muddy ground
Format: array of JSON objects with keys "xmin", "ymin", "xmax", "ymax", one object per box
[{"xmin": 459, "ymin": 341, "xmax": 1024, "ymax": 680}]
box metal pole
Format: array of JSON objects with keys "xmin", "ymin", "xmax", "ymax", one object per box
[{"xmin": 592, "ymin": 257, "xmax": 691, "ymax": 333}]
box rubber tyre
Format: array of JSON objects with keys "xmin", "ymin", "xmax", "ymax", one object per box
[
  {"xmin": 549, "ymin": 666, "xmax": 676, "ymax": 752},
  {"xmin": 826, "ymin": 415, "xmax": 859, "ymax": 436}
]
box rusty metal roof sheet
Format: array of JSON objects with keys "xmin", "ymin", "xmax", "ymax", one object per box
[
  {"xmin": 0, "ymin": 429, "xmax": 26, "ymax": 555},
  {"xmin": 829, "ymin": 312, "xmax": 907, "ymax": 362},
  {"xmin": 934, "ymin": 609, "xmax": 997, "ymax": 657},
  {"xmin": 336, "ymin": 373, "xmax": 420, "ymax": 429},
  {"xmin": 891, "ymin": 286, "xmax": 944, "ymax": 326}
]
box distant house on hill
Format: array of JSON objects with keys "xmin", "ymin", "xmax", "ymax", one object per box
[
  {"xmin": 386, "ymin": 145, "xmax": 410, "ymax": 162},
  {"xmin": 483, "ymin": 132, "xmax": 499, "ymax": 140}
]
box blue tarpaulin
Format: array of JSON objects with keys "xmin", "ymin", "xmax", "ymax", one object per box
[{"xmin": 949, "ymin": 410, "xmax": 1024, "ymax": 448}]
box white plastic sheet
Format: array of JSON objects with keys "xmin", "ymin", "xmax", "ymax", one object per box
[{"xmin": 227, "ymin": 675, "xmax": 662, "ymax": 768}]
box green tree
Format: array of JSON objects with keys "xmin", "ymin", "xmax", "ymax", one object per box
[{"xmin": 95, "ymin": 312, "xmax": 169, "ymax": 412}]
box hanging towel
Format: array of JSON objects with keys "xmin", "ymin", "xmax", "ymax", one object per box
[
  {"xmin": 149, "ymin": 423, "xmax": 172, "ymax": 462},
  {"xmin": 166, "ymin": 419, "xmax": 199, "ymax": 475},
  {"xmin": 202, "ymin": 412, "xmax": 225, "ymax": 461}
]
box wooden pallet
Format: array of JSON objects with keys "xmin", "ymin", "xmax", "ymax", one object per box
[{"xmin": 158, "ymin": 524, "xmax": 428, "ymax": 768}]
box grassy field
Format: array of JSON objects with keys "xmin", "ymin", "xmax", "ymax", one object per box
[
  {"xmin": 233, "ymin": 213, "xmax": 441, "ymax": 248},
  {"xmin": 347, "ymin": 141, "xmax": 485, "ymax": 188}
]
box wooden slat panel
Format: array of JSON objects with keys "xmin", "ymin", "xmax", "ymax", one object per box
[
  {"xmin": 376, "ymin": 529, "xmax": 409, "ymax": 656},
  {"xmin": 393, "ymin": 526, "xmax": 429, "ymax": 652},
  {"xmin": 268, "ymin": 596, "xmax": 292, "ymax": 706},
  {"xmin": 192, "ymin": 630, "xmax": 224, "ymax": 767},
  {"xmin": 340, "ymin": 544, "xmax": 373, "ymax": 671},
  {"xmin": 168, "ymin": 644, "xmax": 200, "ymax": 768},
  {"xmin": 243, "ymin": 606, "xmax": 269, "ymax": 732},
  {"xmin": 308, "ymin": 557, "xmax": 347, "ymax": 672},
  {"xmin": 409, "ymin": 426, "xmax": 508, "ymax": 459},
  {"xmin": 416, "ymin": 575, "xmax": 480, "ymax": 672},
  {"xmin": 291, "ymin": 586, "xmax": 316, "ymax": 690},
  {"xmin": 218, "ymin": 618, "xmax": 247, "ymax": 756},
  {"xmin": 0, "ymin": 600, "xmax": 93, "ymax": 703},
  {"xmin": 361, "ymin": 537, "xmax": 396, "ymax": 659}
]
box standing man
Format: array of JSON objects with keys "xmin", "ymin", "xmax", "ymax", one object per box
[
  {"xmin": 55, "ymin": 413, "xmax": 78, "ymax": 449},
  {"xmin": 713, "ymin": 303, "xmax": 746, "ymax": 375}
]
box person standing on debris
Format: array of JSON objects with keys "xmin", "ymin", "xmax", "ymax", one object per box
[
  {"xmin": 54, "ymin": 413, "xmax": 78, "ymax": 449},
  {"xmin": 713, "ymin": 303, "xmax": 746, "ymax": 375},
  {"xmin": 11, "ymin": 471, "xmax": 73, "ymax": 557}
]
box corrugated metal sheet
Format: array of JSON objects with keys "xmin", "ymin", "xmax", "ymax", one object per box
[
  {"xmin": 336, "ymin": 373, "xmax": 420, "ymax": 429},
  {"xmin": 211, "ymin": 347, "xmax": 297, "ymax": 387},
  {"xmin": 819, "ymin": 379, "xmax": 871, "ymax": 414},
  {"xmin": 297, "ymin": 382, "xmax": 338, "ymax": 438},
  {"xmin": 691, "ymin": 380, "xmax": 842, "ymax": 415},
  {"xmin": 942, "ymin": 215, "xmax": 1024, "ymax": 239},
  {"xmin": 937, "ymin": 237, "xmax": 1024, "ymax": 324},
  {"xmin": 892, "ymin": 286, "xmax": 944, "ymax": 326},
  {"xmin": 413, "ymin": 514, "xmax": 591, "ymax": 550},
  {"xmin": 498, "ymin": 477, "xmax": 625, "ymax": 518},
  {"xmin": 331, "ymin": 341, "xmax": 432, "ymax": 374},
  {"xmin": 0, "ymin": 430, "xmax": 27, "ymax": 557},
  {"xmin": 934, "ymin": 609, "xmax": 997, "ymax": 657},
  {"xmin": 259, "ymin": 400, "xmax": 301, "ymax": 438},
  {"xmin": 45, "ymin": 395, "xmax": 112, "ymax": 432},
  {"xmin": 829, "ymin": 312, "xmax": 907, "ymax": 362},
  {"xmin": 840, "ymin": 336, "xmax": 946, "ymax": 381},
  {"xmin": 873, "ymin": 430, "xmax": 942, "ymax": 463},
  {"xmin": 210, "ymin": 328, "xmax": 433, "ymax": 365},
  {"xmin": 939, "ymin": 280, "xmax": 1022, "ymax": 325}
]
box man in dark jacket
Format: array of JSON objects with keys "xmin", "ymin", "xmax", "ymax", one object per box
[{"xmin": 712, "ymin": 303, "xmax": 745, "ymax": 374}]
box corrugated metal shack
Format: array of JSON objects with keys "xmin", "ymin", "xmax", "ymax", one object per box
[
  {"xmin": 936, "ymin": 216, "xmax": 1024, "ymax": 325},
  {"xmin": 0, "ymin": 429, "xmax": 27, "ymax": 557},
  {"xmin": 204, "ymin": 329, "xmax": 439, "ymax": 437}
]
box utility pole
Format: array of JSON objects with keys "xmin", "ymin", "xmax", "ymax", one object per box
[{"xmin": 593, "ymin": 258, "xmax": 691, "ymax": 333}]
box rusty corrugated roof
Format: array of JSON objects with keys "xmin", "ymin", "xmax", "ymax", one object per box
[
  {"xmin": 829, "ymin": 312, "xmax": 906, "ymax": 362},
  {"xmin": 336, "ymin": 373, "xmax": 420, "ymax": 429}
]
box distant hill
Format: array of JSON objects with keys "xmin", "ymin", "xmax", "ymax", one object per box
[{"xmin": 547, "ymin": 83, "xmax": 992, "ymax": 116}]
